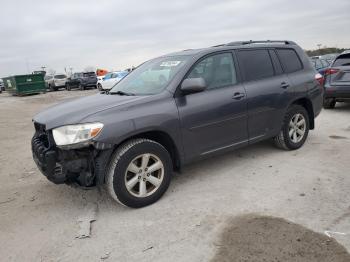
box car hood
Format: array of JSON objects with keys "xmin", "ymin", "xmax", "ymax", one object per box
[{"xmin": 33, "ymin": 93, "xmax": 147, "ymax": 129}]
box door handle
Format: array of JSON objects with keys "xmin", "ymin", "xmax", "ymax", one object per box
[
  {"xmin": 232, "ymin": 92, "xmax": 245, "ymax": 100},
  {"xmin": 281, "ymin": 82, "xmax": 289, "ymax": 89}
]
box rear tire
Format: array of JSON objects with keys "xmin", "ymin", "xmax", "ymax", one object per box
[
  {"xmin": 79, "ymin": 83, "xmax": 85, "ymax": 91},
  {"xmin": 106, "ymin": 139, "xmax": 172, "ymax": 208},
  {"xmin": 97, "ymin": 83, "xmax": 102, "ymax": 91},
  {"xmin": 323, "ymin": 98, "xmax": 336, "ymax": 109},
  {"xmin": 273, "ymin": 104, "xmax": 310, "ymax": 150}
]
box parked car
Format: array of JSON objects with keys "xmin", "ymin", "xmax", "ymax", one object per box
[
  {"xmin": 65, "ymin": 72, "xmax": 97, "ymax": 90},
  {"xmin": 0, "ymin": 79, "xmax": 4, "ymax": 93},
  {"xmin": 323, "ymin": 52, "xmax": 350, "ymax": 108},
  {"xmin": 45, "ymin": 74, "xmax": 68, "ymax": 91},
  {"xmin": 97, "ymin": 75, "xmax": 105, "ymax": 90},
  {"xmin": 310, "ymin": 58, "xmax": 330, "ymax": 75},
  {"xmin": 320, "ymin": 53, "xmax": 339, "ymax": 64},
  {"xmin": 99, "ymin": 71, "xmax": 129, "ymax": 90},
  {"xmin": 44, "ymin": 75, "xmax": 53, "ymax": 89},
  {"xmin": 32, "ymin": 40, "xmax": 323, "ymax": 208}
]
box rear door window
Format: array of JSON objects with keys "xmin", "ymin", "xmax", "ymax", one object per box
[
  {"xmin": 276, "ymin": 49, "xmax": 303, "ymax": 73},
  {"xmin": 237, "ymin": 49, "xmax": 274, "ymax": 81}
]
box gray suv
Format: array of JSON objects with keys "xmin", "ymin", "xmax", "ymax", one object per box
[{"xmin": 32, "ymin": 40, "xmax": 323, "ymax": 208}]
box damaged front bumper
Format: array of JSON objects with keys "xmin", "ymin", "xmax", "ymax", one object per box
[{"xmin": 31, "ymin": 123, "xmax": 113, "ymax": 187}]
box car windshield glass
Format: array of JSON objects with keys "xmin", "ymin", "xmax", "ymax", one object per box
[
  {"xmin": 54, "ymin": 75, "xmax": 66, "ymax": 79},
  {"xmin": 83, "ymin": 72, "xmax": 96, "ymax": 77},
  {"xmin": 110, "ymin": 56, "xmax": 190, "ymax": 95}
]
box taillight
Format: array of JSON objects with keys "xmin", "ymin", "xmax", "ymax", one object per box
[
  {"xmin": 315, "ymin": 73, "xmax": 324, "ymax": 86},
  {"xmin": 324, "ymin": 68, "xmax": 339, "ymax": 75}
]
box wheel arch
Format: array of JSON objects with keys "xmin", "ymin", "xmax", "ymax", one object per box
[
  {"xmin": 290, "ymin": 97, "xmax": 315, "ymax": 130},
  {"xmin": 111, "ymin": 130, "xmax": 182, "ymax": 172}
]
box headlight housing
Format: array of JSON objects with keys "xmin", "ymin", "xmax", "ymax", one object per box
[{"xmin": 52, "ymin": 123, "xmax": 103, "ymax": 146}]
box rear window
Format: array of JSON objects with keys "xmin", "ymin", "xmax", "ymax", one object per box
[
  {"xmin": 237, "ymin": 49, "xmax": 274, "ymax": 81},
  {"xmin": 54, "ymin": 74, "xmax": 66, "ymax": 79},
  {"xmin": 276, "ymin": 49, "xmax": 303, "ymax": 73},
  {"xmin": 44, "ymin": 75, "xmax": 53, "ymax": 80},
  {"xmin": 83, "ymin": 72, "xmax": 96, "ymax": 77},
  {"xmin": 333, "ymin": 54, "xmax": 350, "ymax": 67}
]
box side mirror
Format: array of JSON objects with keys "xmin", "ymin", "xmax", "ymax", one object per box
[{"xmin": 180, "ymin": 78, "xmax": 206, "ymax": 94}]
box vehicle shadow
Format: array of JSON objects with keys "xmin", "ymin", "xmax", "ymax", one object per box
[
  {"xmin": 172, "ymin": 140, "xmax": 276, "ymax": 184},
  {"xmin": 333, "ymin": 102, "xmax": 350, "ymax": 111},
  {"xmin": 31, "ymin": 140, "xmax": 277, "ymax": 212}
]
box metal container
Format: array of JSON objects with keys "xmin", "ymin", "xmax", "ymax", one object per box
[{"xmin": 3, "ymin": 74, "xmax": 46, "ymax": 96}]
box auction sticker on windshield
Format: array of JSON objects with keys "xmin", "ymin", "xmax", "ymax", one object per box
[{"xmin": 160, "ymin": 61, "xmax": 181, "ymax": 67}]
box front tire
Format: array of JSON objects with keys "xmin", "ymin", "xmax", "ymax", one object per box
[
  {"xmin": 273, "ymin": 104, "xmax": 310, "ymax": 150},
  {"xmin": 106, "ymin": 139, "xmax": 173, "ymax": 208},
  {"xmin": 79, "ymin": 83, "xmax": 85, "ymax": 91}
]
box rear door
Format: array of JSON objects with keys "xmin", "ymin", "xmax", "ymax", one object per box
[
  {"xmin": 236, "ymin": 49, "xmax": 292, "ymax": 141},
  {"xmin": 176, "ymin": 52, "xmax": 248, "ymax": 160}
]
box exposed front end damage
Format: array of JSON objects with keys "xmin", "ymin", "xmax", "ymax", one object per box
[{"xmin": 31, "ymin": 122, "xmax": 113, "ymax": 187}]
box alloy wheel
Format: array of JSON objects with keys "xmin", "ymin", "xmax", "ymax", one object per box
[
  {"xmin": 288, "ymin": 113, "xmax": 306, "ymax": 143},
  {"xmin": 124, "ymin": 153, "xmax": 164, "ymax": 198}
]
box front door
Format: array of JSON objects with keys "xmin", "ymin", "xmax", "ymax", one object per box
[{"xmin": 175, "ymin": 52, "xmax": 248, "ymax": 161}]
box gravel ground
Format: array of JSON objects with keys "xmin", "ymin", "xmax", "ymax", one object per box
[{"xmin": 0, "ymin": 90, "xmax": 350, "ymax": 262}]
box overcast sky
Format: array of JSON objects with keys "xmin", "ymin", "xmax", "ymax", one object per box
[{"xmin": 1, "ymin": 0, "xmax": 349, "ymax": 77}]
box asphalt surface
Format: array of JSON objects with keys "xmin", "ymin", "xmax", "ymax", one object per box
[{"xmin": 0, "ymin": 89, "xmax": 350, "ymax": 261}]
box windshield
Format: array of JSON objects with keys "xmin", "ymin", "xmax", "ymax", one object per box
[{"xmin": 110, "ymin": 56, "xmax": 190, "ymax": 95}]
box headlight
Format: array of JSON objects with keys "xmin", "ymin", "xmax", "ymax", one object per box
[{"xmin": 52, "ymin": 123, "xmax": 103, "ymax": 146}]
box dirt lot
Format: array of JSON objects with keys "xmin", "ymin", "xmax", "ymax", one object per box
[{"xmin": 0, "ymin": 90, "xmax": 350, "ymax": 262}]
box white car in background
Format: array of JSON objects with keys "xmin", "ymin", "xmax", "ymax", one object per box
[
  {"xmin": 99, "ymin": 71, "xmax": 128, "ymax": 90},
  {"xmin": 97, "ymin": 75, "xmax": 106, "ymax": 90},
  {"xmin": 45, "ymin": 74, "xmax": 68, "ymax": 91}
]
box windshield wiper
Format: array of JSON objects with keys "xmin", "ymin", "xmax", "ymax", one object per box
[{"xmin": 109, "ymin": 90, "xmax": 135, "ymax": 96}]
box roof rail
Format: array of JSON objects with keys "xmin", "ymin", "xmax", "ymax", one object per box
[
  {"xmin": 226, "ymin": 40, "xmax": 296, "ymax": 46},
  {"xmin": 212, "ymin": 44, "xmax": 226, "ymax": 47}
]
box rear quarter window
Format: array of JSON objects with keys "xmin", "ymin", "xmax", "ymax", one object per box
[
  {"xmin": 237, "ymin": 49, "xmax": 274, "ymax": 81},
  {"xmin": 276, "ymin": 49, "xmax": 303, "ymax": 73}
]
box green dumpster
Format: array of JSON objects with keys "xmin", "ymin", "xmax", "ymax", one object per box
[{"xmin": 3, "ymin": 74, "xmax": 46, "ymax": 96}]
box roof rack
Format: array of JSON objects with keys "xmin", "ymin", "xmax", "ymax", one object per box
[
  {"xmin": 212, "ymin": 44, "xmax": 226, "ymax": 47},
  {"xmin": 226, "ymin": 40, "xmax": 296, "ymax": 46}
]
